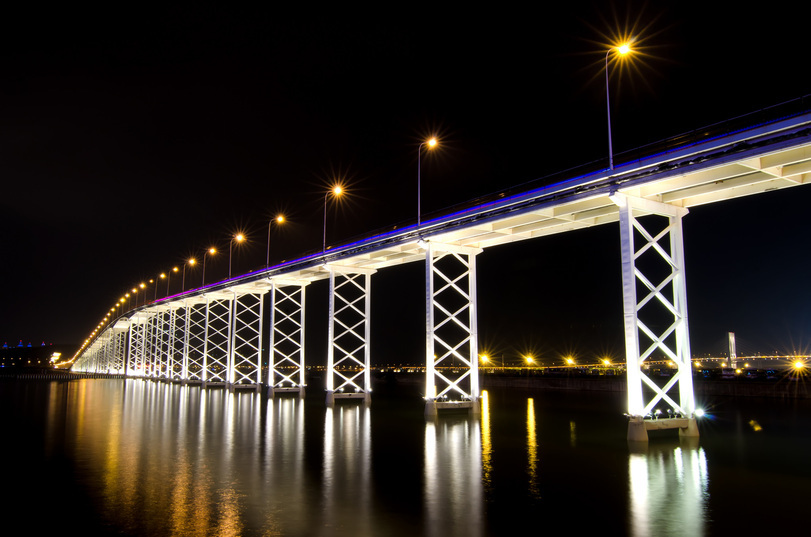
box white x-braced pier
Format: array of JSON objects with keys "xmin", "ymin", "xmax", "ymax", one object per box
[
  {"xmin": 424, "ymin": 242, "xmax": 482, "ymax": 417},
  {"xmin": 325, "ymin": 266, "xmax": 374, "ymax": 406}
]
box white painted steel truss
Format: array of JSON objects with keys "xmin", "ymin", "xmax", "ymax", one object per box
[
  {"xmin": 269, "ymin": 281, "xmax": 308, "ymax": 396},
  {"xmin": 75, "ymin": 322, "xmax": 128, "ymax": 374},
  {"xmin": 168, "ymin": 304, "xmax": 185, "ymax": 381},
  {"xmin": 127, "ymin": 313, "xmax": 150, "ymax": 377},
  {"xmin": 228, "ymin": 288, "xmax": 269, "ymax": 388},
  {"xmin": 611, "ymin": 193, "xmax": 696, "ymax": 419},
  {"xmin": 185, "ymin": 300, "xmax": 207, "ymax": 382},
  {"xmin": 424, "ymin": 242, "xmax": 482, "ymax": 416},
  {"xmin": 203, "ymin": 293, "xmax": 233, "ymax": 385},
  {"xmin": 153, "ymin": 306, "xmax": 172, "ymax": 379},
  {"xmin": 325, "ymin": 266, "xmax": 374, "ymax": 404},
  {"xmin": 108, "ymin": 323, "xmax": 129, "ymax": 374}
]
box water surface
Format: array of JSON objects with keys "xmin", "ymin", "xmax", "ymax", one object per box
[{"xmin": 1, "ymin": 378, "xmax": 808, "ymax": 535}]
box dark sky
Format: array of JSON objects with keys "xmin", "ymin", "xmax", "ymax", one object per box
[{"xmin": 1, "ymin": 2, "xmax": 810, "ymax": 362}]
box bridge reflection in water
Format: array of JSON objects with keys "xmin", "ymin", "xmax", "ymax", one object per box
[{"xmin": 14, "ymin": 378, "xmax": 811, "ymax": 535}]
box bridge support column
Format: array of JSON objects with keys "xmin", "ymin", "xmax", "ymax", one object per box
[
  {"xmin": 155, "ymin": 306, "xmax": 172, "ymax": 381},
  {"xmin": 728, "ymin": 331, "xmax": 737, "ymax": 369},
  {"xmin": 227, "ymin": 283, "xmax": 271, "ymax": 391},
  {"xmin": 128, "ymin": 312, "xmax": 152, "ymax": 378},
  {"xmin": 184, "ymin": 298, "xmax": 207, "ymax": 384},
  {"xmin": 611, "ymin": 193, "xmax": 698, "ymax": 441},
  {"xmin": 324, "ymin": 266, "xmax": 375, "ymax": 406},
  {"xmin": 167, "ymin": 304, "xmax": 184, "ymax": 382},
  {"xmin": 268, "ymin": 279, "xmax": 309, "ymax": 398},
  {"xmin": 110, "ymin": 320, "xmax": 130, "ymax": 375},
  {"xmin": 179, "ymin": 301, "xmax": 191, "ymax": 383},
  {"xmin": 423, "ymin": 241, "xmax": 482, "ymax": 417},
  {"xmin": 202, "ymin": 292, "xmax": 234, "ymax": 387}
]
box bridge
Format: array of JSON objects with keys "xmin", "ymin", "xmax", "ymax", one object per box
[{"xmin": 72, "ymin": 100, "xmax": 811, "ymax": 440}]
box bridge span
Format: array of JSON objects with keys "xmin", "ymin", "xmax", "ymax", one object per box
[{"xmin": 73, "ymin": 105, "xmax": 811, "ymax": 440}]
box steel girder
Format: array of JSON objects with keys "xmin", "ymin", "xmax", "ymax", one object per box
[
  {"xmin": 611, "ymin": 193, "xmax": 697, "ymax": 420},
  {"xmin": 325, "ymin": 266, "xmax": 375, "ymax": 405},
  {"xmin": 269, "ymin": 280, "xmax": 309, "ymax": 396},
  {"xmin": 424, "ymin": 242, "xmax": 482, "ymax": 416}
]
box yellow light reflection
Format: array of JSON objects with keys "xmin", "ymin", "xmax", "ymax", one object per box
[
  {"xmin": 527, "ymin": 398, "xmax": 539, "ymax": 499},
  {"xmin": 481, "ymin": 390, "xmax": 492, "ymax": 492}
]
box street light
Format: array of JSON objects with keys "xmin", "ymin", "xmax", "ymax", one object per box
[
  {"xmin": 418, "ymin": 137, "xmax": 438, "ymax": 228},
  {"xmin": 182, "ymin": 258, "xmax": 196, "ymax": 292},
  {"xmin": 266, "ymin": 214, "xmax": 285, "ymax": 268},
  {"xmin": 606, "ymin": 42, "xmax": 632, "ymax": 170},
  {"xmin": 202, "ymin": 247, "xmax": 216, "ymax": 286},
  {"xmin": 229, "ymin": 233, "xmax": 245, "ymax": 278},
  {"xmin": 154, "ymin": 273, "xmax": 166, "ymax": 301},
  {"xmin": 166, "ymin": 266, "xmax": 179, "ymax": 296},
  {"xmin": 323, "ymin": 185, "xmax": 343, "ymax": 253}
]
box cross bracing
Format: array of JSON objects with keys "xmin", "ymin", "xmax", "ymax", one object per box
[
  {"xmin": 74, "ymin": 110, "xmax": 811, "ymax": 432},
  {"xmin": 229, "ymin": 283, "xmax": 271, "ymax": 388},
  {"xmin": 269, "ymin": 280, "xmax": 308, "ymax": 395},
  {"xmin": 185, "ymin": 298, "xmax": 207, "ymax": 382},
  {"xmin": 203, "ymin": 293, "xmax": 232, "ymax": 385},
  {"xmin": 326, "ymin": 266, "xmax": 374, "ymax": 404},
  {"xmin": 424, "ymin": 242, "xmax": 481, "ymax": 416},
  {"xmin": 168, "ymin": 304, "xmax": 185, "ymax": 381}
]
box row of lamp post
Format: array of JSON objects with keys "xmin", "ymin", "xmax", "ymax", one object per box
[{"xmin": 90, "ymin": 41, "xmax": 634, "ymax": 353}]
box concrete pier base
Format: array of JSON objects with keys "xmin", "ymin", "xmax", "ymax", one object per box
[
  {"xmin": 628, "ymin": 416, "xmax": 700, "ymax": 442},
  {"xmin": 269, "ymin": 386, "xmax": 306, "ymax": 399},
  {"xmin": 425, "ymin": 398, "xmax": 480, "ymax": 418}
]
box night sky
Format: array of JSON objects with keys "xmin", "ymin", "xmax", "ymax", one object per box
[{"xmin": 1, "ymin": 2, "xmax": 809, "ymax": 363}]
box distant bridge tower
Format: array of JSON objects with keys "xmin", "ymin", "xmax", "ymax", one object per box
[{"xmin": 728, "ymin": 332, "xmax": 737, "ymax": 369}]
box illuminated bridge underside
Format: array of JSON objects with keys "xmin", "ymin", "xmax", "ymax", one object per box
[{"xmin": 75, "ymin": 113, "xmax": 811, "ymax": 431}]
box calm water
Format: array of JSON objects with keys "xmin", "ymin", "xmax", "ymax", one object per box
[{"xmin": 2, "ymin": 377, "xmax": 810, "ymax": 536}]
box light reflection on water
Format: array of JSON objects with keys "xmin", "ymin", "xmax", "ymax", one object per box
[
  {"xmin": 628, "ymin": 441, "xmax": 709, "ymax": 537},
  {"xmin": 4, "ymin": 378, "xmax": 810, "ymax": 535},
  {"xmin": 424, "ymin": 414, "xmax": 484, "ymax": 537},
  {"xmin": 322, "ymin": 404, "xmax": 372, "ymax": 536}
]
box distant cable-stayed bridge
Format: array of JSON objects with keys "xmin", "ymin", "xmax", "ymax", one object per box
[{"xmin": 73, "ymin": 98, "xmax": 811, "ymax": 440}]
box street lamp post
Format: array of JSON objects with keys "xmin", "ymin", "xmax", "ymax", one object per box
[
  {"xmin": 154, "ymin": 273, "xmax": 166, "ymax": 301},
  {"xmin": 166, "ymin": 267, "xmax": 179, "ymax": 296},
  {"xmin": 606, "ymin": 43, "xmax": 631, "ymax": 170},
  {"xmin": 182, "ymin": 258, "xmax": 196, "ymax": 292},
  {"xmin": 266, "ymin": 215, "xmax": 285, "ymax": 268},
  {"xmin": 323, "ymin": 186, "xmax": 343, "ymax": 253},
  {"xmin": 202, "ymin": 248, "xmax": 216, "ymax": 286},
  {"xmin": 229, "ymin": 234, "xmax": 245, "ymax": 278},
  {"xmin": 417, "ymin": 137, "xmax": 438, "ymax": 228}
]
